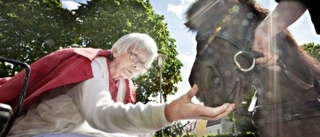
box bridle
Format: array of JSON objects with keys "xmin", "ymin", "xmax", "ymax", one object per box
[{"xmin": 197, "ymin": 32, "xmax": 257, "ymax": 72}]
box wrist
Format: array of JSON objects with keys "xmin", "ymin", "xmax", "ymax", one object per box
[{"xmin": 164, "ymin": 103, "xmax": 175, "ymax": 123}]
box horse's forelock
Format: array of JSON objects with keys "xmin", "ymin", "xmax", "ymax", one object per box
[{"xmin": 185, "ymin": 0, "xmax": 224, "ymax": 30}]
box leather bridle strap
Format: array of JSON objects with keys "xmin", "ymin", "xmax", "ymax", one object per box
[
  {"xmin": 198, "ymin": 33, "xmax": 252, "ymax": 55},
  {"xmin": 252, "ymin": 98, "xmax": 320, "ymax": 124},
  {"xmin": 278, "ymin": 59, "xmax": 314, "ymax": 90}
]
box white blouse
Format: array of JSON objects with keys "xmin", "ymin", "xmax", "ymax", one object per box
[{"xmin": 8, "ymin": 57, "xmax": 171, "ymax": 137}]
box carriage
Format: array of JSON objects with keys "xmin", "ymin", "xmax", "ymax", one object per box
[{"xmin": 0, "ymin": 57, "xmax": 30, "ymax": 137}]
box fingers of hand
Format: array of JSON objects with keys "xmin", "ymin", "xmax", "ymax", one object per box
[
  {"xmin": 255, "ymin": 53, "xmax": 271, "ymax": 64},
  {"xmin": 256, "ymin": 52, "xmax": 278, "ymax": 65},
  {"xmin": 169, "ymin": 87, "xmax": 234, "ymax": 122},
  {"xmin": 263, "ymin": 54, "xmax": 278, "ymax": 66},
  {"xmin": 253, "ymin": 34, "xmax": 270, "ymax": 51},
  {"xmin": 266, "ymin": 65, "xmax": 281, "ymax": 72},
  {"xmin": 211, "ymin": 103, "xmax": 235, "ymax": 120},
  {"xmin": 256, "ymin": 53, "xmax": 281, "ymax": 71},
  {"xmin": 195, "ymin": 103, "xmax": 235, "ymax": 120},
  {"xmin": 252, "ymin": 40, "xmax": 262, "ymax": 52},
  {"xmin": 187, "ymin": 84, "xmax": 198, "ymax": 98}
]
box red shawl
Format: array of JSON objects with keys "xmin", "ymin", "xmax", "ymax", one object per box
[{"xmin": 0, "ymin": 48, "xmax": 136, "ymax": 111}]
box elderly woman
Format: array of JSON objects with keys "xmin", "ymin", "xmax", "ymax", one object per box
[{"xmin": 0, "ymin": 33, "xmax": 234, "ymax": 137}]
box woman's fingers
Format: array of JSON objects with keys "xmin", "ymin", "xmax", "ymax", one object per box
[
  {"xmin": 165, "ymin": 86, "xmax": 235, "ymax": 122},
  {"xmin": 197, "ymin": 103, "xmax": 235, "ymax": 120},
  {"xmin": 187, "ymin": 84, "xmax": 198, "ymax": 99}
]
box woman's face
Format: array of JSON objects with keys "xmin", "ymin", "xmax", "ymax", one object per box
[{"xmin": 112, "ymin": 48, "xmax": 151, "ymax": 79}]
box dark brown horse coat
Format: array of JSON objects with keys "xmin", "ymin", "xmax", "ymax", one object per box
[{"xmin": 185, "ymin": 0, "xmax": 320, "ymax": 137}]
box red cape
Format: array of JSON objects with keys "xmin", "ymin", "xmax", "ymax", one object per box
[{"xmin": 0, "ymin": 48, "xmax": 136, "ymax": 111}]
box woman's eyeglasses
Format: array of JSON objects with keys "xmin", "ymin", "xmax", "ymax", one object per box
[{"xmin": 130, "ymin": 52, "xmax": 148, "ymax": 71}]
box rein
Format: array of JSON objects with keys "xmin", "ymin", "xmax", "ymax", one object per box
[
  {"xmin": 252, "ymin": 98, "xmax": 320, "ymax": 124},
  {"xmin": 278, "ymin": 59, "xmax": 314, "ymax": 90}
]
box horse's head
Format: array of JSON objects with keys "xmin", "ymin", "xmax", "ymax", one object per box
[
  {"xmin": 186, "ymin": 0, "xmax": 320, "ymax": 136},
  {"xmin": 185, "ymin": 0, "xmax": 268, "ymax": 107}
]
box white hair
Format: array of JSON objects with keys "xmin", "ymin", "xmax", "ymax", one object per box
[{"xmin": 111, "ymin": 33, "xmax": 158, "ymax": 65}]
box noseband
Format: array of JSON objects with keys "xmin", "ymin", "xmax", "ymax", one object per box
[{"xmin": 197, "ymin": 31, "xmax": 258, "ymax": 72}]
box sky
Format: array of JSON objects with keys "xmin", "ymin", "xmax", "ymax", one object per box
[{"xmin": 61, "ymin": 0, "xmax": 320, "ymax": 102}]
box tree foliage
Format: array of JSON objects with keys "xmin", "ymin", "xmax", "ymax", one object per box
[
  {"xmin": 302, "ymin": 42, "xmax": 320, "ymax": 60},
  {"xmin": 155, "ymin": 121, "xmax": 190, "ymax": 137},
  {"xmin": 0, "ymin": 0, "xmax": 182, "ymax": 102},
  {"xmin": 0, "ymin": 0, "xmax": 79, "ymax": 76}
]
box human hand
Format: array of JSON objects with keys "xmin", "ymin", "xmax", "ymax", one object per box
[
  {"xmin": 252, "ymin": 28, "xmax": 281, "ymax": 72},
  {"xmin": 164, "ymin": 84, "xmax": 235, "ymax": 122}
]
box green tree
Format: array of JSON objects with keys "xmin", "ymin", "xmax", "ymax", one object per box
[
  {"xmin": 0, "ymin": 0, "xmax": 79, "ymax": 76},
  {"xmin": 74, "ymin": 0, "xmax": 183, "ymax": 103},
  {"xmin": 302, "ymin": 42, "xmax": 320, "ymax": 60},
  {"xmin": 155, "ymin": 121, "xmax": 190, "ymax": 137}
]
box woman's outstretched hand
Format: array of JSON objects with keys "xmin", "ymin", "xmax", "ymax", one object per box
[{"xmin": 164, "ymin": 84, "xmax": 235, "ymax": 123}]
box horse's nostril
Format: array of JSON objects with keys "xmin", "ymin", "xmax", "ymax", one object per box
[
  {"xmin": 208, "ymin": 67, "xmax": 221, "ymax": 93},
  {"xmin": 214, "ymin": 77, "xmax": 220, "ymax": 84},
  {"xmin": 224, "ymin": 70, "xmax": 231, "ymax": 77},
  {"xmin": 211, "ymin": 77, "xmax": 220, "ymax": 93},
  {"xmin": 209, "ymin": 77, "xmax": 220, "ymax": 92}
]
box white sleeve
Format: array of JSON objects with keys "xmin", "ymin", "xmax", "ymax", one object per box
[{"xmin": 67, "ymin": 57, "xmax": 171, "ymax": 134}]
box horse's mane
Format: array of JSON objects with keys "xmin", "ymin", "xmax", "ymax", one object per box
[
  {"xmin": 185, "ymin": 0, "xmax": 269, "ymax": 31},
  {"xmin": 284, "ymin": 32, "xmax": 320, "ymax": 89},
  {"xmin": 295, "ymin": 40, "xmax": 320, "ymax": 78},
  {"xmin": 185, "ymin": 0, "xmax": 320, "ymax": 88}
]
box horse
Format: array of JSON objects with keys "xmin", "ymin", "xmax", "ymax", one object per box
[{"xmin": 185, "ymin": 0, "xmax": 320, "ymax": 136}]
